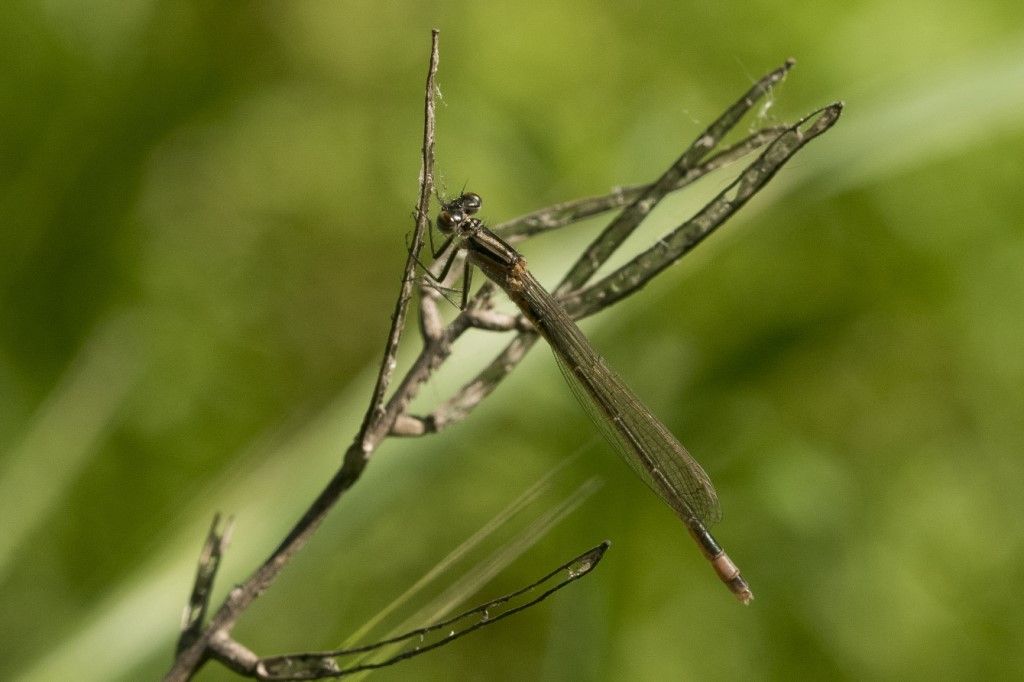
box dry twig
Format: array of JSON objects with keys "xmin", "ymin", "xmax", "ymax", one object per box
[{"xmin": 164, "ymin": 32, "xmax": 842, "ymax": 680}]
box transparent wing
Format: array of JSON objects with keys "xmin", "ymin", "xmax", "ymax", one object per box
[{"xmin": 516, "ymin": 270, "xmax": 721, "ymax": 526}]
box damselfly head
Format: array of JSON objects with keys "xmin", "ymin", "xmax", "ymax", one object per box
[
  {"xmin": 436, "ymin": 192, "xmax": 483, "ymax": 234},
  {"xmin": 436, "ymin": 206, "xmax": 465, "ymax": 234}
]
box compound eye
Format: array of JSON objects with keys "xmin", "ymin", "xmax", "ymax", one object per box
[
  {"xmin": 436, "ymin": 208, "xmax": 464, "ymax": 232},
  {"xmin": 461, "ymin": 192, "xmax": 482, "ymax": 215}
]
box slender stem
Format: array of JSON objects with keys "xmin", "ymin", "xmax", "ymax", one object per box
[
  {"xmin": 562, "ymin": 103, "xmax": 844, "ymax": 318},
  {"xmin": 257, "ymin": 542, "xmax": 610, "ymax": 680},
  {"xmin": 358, "ymin": 31, "xmax": 441, "ymax": 451},
  {"xmin": 493, "ymin": 126, "xmax": 788, "ymax": 242},
  {"xmin": 175, "ymin": 514, "xmax": 234, "ymax": 655},
  {"xmin": 553, "ymin": 59, "xmax": 795, "ymax": 297},
  {"xmin": 164, "ymin": 31, "xmax": 444, "ymax": 682}
]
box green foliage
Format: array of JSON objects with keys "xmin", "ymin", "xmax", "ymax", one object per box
[{"xmin": 2, "ymin": 1, "xmax": 1022, "ymax": 680}]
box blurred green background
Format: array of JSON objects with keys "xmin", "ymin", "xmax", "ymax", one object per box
[{"xmin": 3, "ymin": 1, "xmax": 1023, "ymax": 680}]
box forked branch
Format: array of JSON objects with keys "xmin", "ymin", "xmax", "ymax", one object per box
[{"xmin": 166, "ymin": 34, "xmax": 841, "ymax": 681}]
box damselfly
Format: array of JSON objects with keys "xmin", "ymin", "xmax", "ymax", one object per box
[{"xmin": 429, "ymin": 192, "xmax": 752, "ymax": 604}]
